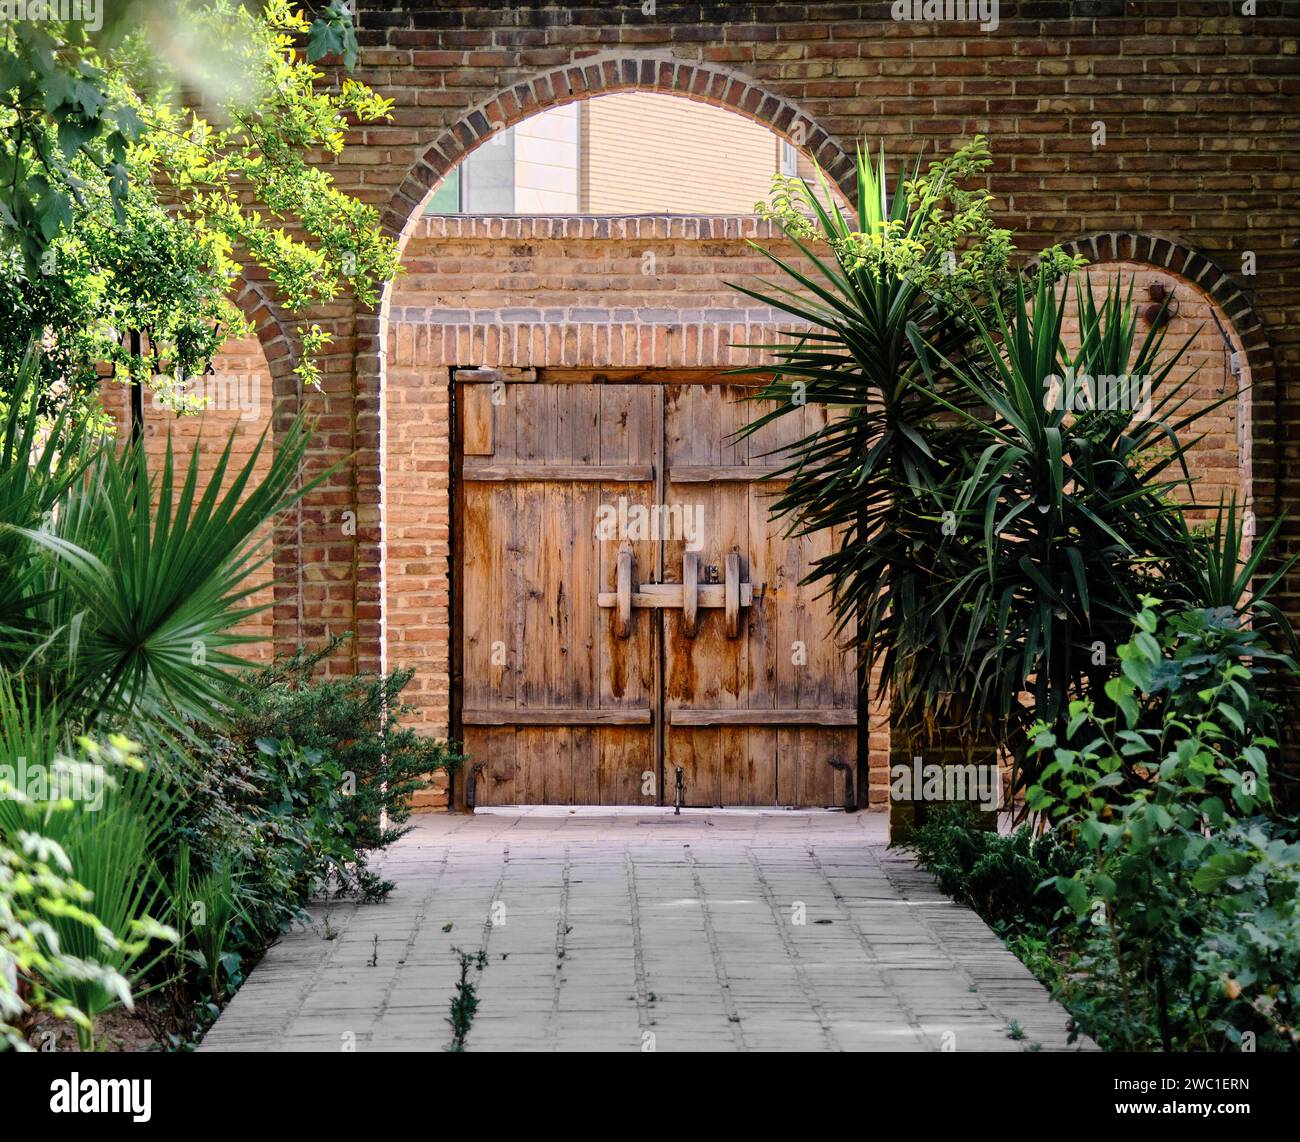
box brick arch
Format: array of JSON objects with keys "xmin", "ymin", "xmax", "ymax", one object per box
[
  {"xmin": 231, "ymin": 274, "xmax": 299, "ymax": 389},
  {"xmin": 378, "ymin": 53, "xmax": 858, "ymax": 251},
  {"xmin": 229, "ymin": 274, "xmax": 311, "ymax": 656},
  {"xmin": 1048, "ymin": 231, "xmax": 1278, "ymax": 519},
  {"xmin": 1054, "ymin": 232, "xmax": 1269, "ymax": 363},
  {"xmin": 369, "ymin": 54, "xmax": 862, "ymax": 697}
]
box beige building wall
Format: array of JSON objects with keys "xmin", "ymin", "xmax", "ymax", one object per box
[
  {"xmin": 580, "ymin": 92, "xmax": 781, "ymax": 214},
  {"xmin": 515, "ymin": 105, "xmax": 579, "ymax": 212},
  {"xmin": 445, "ymin": 93, "xmax": 848, "ymax": 217}
]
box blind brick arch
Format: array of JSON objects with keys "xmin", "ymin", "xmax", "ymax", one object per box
[{"xmin": 1053, "ymin": 231, "xmax": 1279, "ymax": 524}]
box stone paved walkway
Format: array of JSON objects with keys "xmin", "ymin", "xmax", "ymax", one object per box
[{"xmin": 201, "ymin": 808, "xmax": 1093, "ymax": 1053}]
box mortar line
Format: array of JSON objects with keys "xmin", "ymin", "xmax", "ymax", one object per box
[
  {"xmin": 364, "ymin": 847, "xmax": 452, "ymax": 1042},
  {"xmin": 868, "ymin": 846, "xmax": 1026, "ymax": 1040},
  {"xmin": 268, "ymin": 848, "xmax": 448, "ymax": 1045},
  {"xmin": 684, "ymin": 847, "xmax": 748, "ymax": 1051},
  {"xmin": 624, "ymin": 848, "xmax": 653, "ymax": 1043},
  {"xmin": 456, "ymin": 843, "xmax": 511, "ymax": 1052},
  {"xmin": 545, "ymin": 846, "xmax": 573, "ymax": 1052}
]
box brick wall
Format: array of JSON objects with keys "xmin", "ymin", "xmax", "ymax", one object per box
[{"xmin": 203, "ymin": 1, "xmax": 1296, "ymax": 799}]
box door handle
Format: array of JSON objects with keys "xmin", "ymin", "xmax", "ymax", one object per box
[
  {"xmin": 724, "ymin": 552, "xmax": 743, "ymax": 639},
  {"xmin": 682, "ymin": 550, "xmax": 700, "ymax": 637}
]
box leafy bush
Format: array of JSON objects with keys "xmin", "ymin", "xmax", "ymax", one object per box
[
  {"xmin": 1194, "ymin": 821, "xmax": 1300, "ymax": 1050},
  {"xmin": 909, "ymin": 803, "xmax": 1084, "ymax": 933},
  {"xmin": 1028, "ymin": 599, "xmax": 1300, "ymax": 1051},
  {"xmin": 137, "ymin": 645, "xmax": 461, "ymax": 1047},
  {"xmin": 0, "ymin": 724, "xmax": 177, "ymax": 1051},
  {"xmin": 177, "ymin": 727, "xmax": 370, "ymax": 940},
  {"xmin": 242, "ymin": 638, "xmax": 461, "ymax": 853}
]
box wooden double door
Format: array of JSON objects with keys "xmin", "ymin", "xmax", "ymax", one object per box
[{"xmin": 456, "ymin": 373, "xmax": 858, "ymax": 807}]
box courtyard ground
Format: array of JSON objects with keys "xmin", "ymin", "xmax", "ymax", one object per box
[{"xmin": 201, "ymin": 808, "xmax": 1094, "ymax": 1053}]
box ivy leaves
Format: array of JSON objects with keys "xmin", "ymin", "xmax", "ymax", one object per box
[{"xmin": 305, "ymin": 0, "xmax": 360, "ymax": 70}]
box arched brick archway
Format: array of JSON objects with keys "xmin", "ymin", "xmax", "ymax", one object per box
[
  {"xmin": 1050, "ymin": 231, "xmax": 1278, "ymax": 523},
  {"xmin": 233, "ymin": 275, "xmax": 299, "ymax": 386},
  {"xmin": 378, "ymin": 53, "xmax": 859, "ymax": 251},
  {"xmin": 229, "ymin": 274, "xmax": 319, "ymax": 657},
  {"xmin": 367, "ymin": 58, "xmax": 863, "ymax": 733}
]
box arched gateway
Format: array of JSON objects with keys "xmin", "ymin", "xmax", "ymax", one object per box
[{"xmin": 130, "ymin": 8, "xmax": 1287, "ymax": 809}]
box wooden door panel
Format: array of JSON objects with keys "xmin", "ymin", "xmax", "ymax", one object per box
[
  {"xmin": 459, "ymin": 376, "xmax": 858, "ymax": 807},
  {"xmin": 664, "ymin": 725, "xmax": 782, "ymax": 807},
  {"xmin": 462, "ymin": 381, "xmax": 659, "ymax": 804},
  {"xmin": 661, "ymin": 384, "xmax": 857, "ymax": 808}
]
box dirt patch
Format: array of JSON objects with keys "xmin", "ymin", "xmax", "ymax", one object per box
[{"xmin": 27, "ymin": 1000, "xmax": 169, "ymax": 1053}]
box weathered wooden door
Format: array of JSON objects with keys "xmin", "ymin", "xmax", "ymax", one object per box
[{"xmin": 457, "ymin": 374, "xmax": 857, "ymax": 808}]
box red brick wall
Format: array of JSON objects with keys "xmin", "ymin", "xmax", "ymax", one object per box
[{"xmin": 215, "ymin": 2, "xmax": 1296, "ymax": 794}]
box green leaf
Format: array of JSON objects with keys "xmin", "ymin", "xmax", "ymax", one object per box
[
  {"xmin": 1054, "ymin": 876, "xmax": 1088, "ymax": 914},
  {"xmin": 1190, "ymin": 851, "xmax": 1252, "ymax": 893}
]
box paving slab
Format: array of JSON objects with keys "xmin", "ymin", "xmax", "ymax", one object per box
[{"xmin": 201, "ymin": 808, "xmax": 1096, "ymax": 1053}]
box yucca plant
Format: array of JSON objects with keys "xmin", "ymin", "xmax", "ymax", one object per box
[
  {"xmin": 920, "ymin": 269, "xmax": 1300, "ymax": 789},
  {"xmin": 915, "ymin": 270, "xmax": 1215, "ymax": 740},
  {"xmin": 733, "ymin": 139, "xmax": 1080, "ymax": 796},
  {"xmin": 737, "ymin": 138, "xmax": 1294, "ymax": 795}
]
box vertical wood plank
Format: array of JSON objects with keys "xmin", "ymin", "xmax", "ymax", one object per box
[{"xmin": 462, "ymin": 383, "xmax": 495, "ymax": 456}]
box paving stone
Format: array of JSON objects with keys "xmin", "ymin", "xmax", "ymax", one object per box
[{"xmin": 200, "ymin": 808, "xmax": 1095, "ymax": 1053}]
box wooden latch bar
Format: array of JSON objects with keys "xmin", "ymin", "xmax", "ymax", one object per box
[{"xmin": 598, "ymin": 548, "xmax": 755, "ymax": 639}]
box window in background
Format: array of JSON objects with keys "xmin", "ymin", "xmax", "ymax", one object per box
[
  {"xmin": 426, "ymin": 167, "xmax": 460, "ymax": 212},
  {"xmin": 780, "ymin": 139, "xmax": 799, "ymax": 177}
]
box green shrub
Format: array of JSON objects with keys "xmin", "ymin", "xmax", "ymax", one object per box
[
  {"xmin": 1028, "ymin": 598, "xmax": 1300, "ymax": 1051},
  {"xmin": 210, "ymin": 637, "xmax": 461, "ymax": 864},
  {"xmin": 0, "ymin": 729, "xmax": 178, "ymax": 1051},
  {"xmin": 1194, "ymin": 820, "xmax": 1300, "ymax": 1051},
  {"xmin": 131, "ymin": 647, "xmax": 462, "ymax": 1046},
  {"xmin": 170, "ymin": 639, "xmax": 460, "ymax": 942},
  {"xmin": 908, "ymin": 803, "xmax": 1084, "ymax": 933}
]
